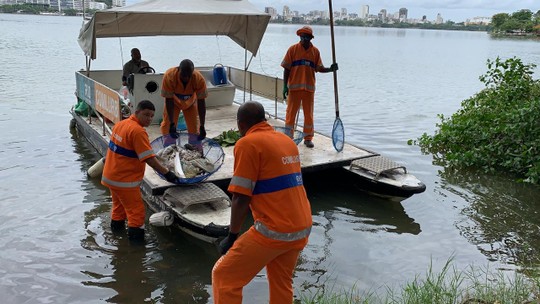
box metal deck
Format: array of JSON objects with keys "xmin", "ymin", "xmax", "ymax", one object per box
[
  {"xmin": 350, "ymin": 156, "xmax": 407, "ymax": 179},
  {"xmin": 73, "ymin": 102, "xmax": 375, "ymax": 194}
]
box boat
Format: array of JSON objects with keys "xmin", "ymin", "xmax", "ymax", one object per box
[{"xmin": 71, "ymin": 0, "xmax": 425, "ymax": 243}]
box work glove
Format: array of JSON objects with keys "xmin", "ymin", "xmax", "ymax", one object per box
[
  {"xmin": 164, "ymin": 171, "xmax": 178, "ymax": 183},
  {"xmin": 330, "ymin": 63, "xmax": 339, "ymax": 72},
  {"xmin": 169, "ymin": 123, "xmax": 179, "ymax": 139},
  {"xmin": 218, "ymin": 232, "xmax": 238, "ymax": 255},
  {"xmin": 198, "ymin": 125, "xmax": 206, "ymax": 140},
  {"xmin": 282, "ymin": 84, "xmax": 288, "ymax": 100}
]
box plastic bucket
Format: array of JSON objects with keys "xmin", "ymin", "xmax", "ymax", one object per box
[{"xmin": 212, "ymin": 64, "xmax": 227, "ymax": 85}]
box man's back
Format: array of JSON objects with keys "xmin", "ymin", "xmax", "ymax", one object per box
[{"xmin": 232, "ymin": 122, "xmax": 312, "ymax": 233}]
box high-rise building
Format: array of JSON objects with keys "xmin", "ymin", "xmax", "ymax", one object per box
[
  {"xmin": 360, "ymin": 5, "xmax": 369, "ymax": 19},
  {"xmin": 436, "ymin": 13, "xmax": 444, "ymax": 24},
  {"xmin": 112, "ymin": 0, "xmax": 125, "ymax": 7},
  {"xmin": 399, "ymin": 7, "xmax": 408, "ymax": 20},
  {"xmin": 283, "ymin": 5, "xmax": 291, "ymax": 21},
  {"xmin": 88, "ymin": 1, "xmax": 106, "ymax": 10},
  {"xmin": 465, "ymin": 16, "xmax": 491, "ymax": 25},
  {"xmin": 378, "ymin": 9, "xmax": 387, "ymax": 22},
  {"xmin": 265, "ymin": 7, "xmax": 278, "ymax": 20}
]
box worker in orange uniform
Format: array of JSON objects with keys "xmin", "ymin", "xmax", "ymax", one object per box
[
  {"xmin": 160, "ymin": 59, "xmax": 208, "ymax": 141},
  {"xmin": 212, "ymin": 101, "xmax": 313, "ymax": 304},
  {"xmin": 281, "ymin": 25, "xmax": 338, "ymax": 148},
  {"xmin": 102, "ymin": 100, "xmax": 178, "ymax": 242}
]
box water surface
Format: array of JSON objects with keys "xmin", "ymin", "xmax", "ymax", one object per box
[{"xmin": 1, "ymin": 13, "xmax": 539, "ymax": 302}]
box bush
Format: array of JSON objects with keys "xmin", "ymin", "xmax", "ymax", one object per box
[{"xmin": 413, "ymin": 57, "xmax": 540, "ymax": 184}]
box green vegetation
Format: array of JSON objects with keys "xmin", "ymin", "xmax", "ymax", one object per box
[
  {"xmin": 491, "ymin": 9, "xmax": 540, "ymax": 35},
  {"xmin": 271, "ymin": 18, "xmax": 490, "ymax": 32},
  {"xmin": 212, "ymin": 129, "xmax": 241, "ymax": 147},
  {"xmin": 0, "ymin": 3, "xmax": 50, "ymax": 14},
  {"xmin": 411, "ymin": 57, "xmax": 540, "ymax": 184},
  {"xmin": 0, "ymin": 0, "xmax": 108, "ymax": 15},
  {"xmin": 336, "ymin": 19, "xmax": 491, "ymax": 32},
  {"xmin": 298, "ymin": 259, "xmax": 540, "ymax": 303}
]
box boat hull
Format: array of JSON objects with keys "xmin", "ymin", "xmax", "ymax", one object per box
[{"xmin": 342, "ymin": 166, "xmax": 426, "ymax": 200}]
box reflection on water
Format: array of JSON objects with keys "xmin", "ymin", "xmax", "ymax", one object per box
[
  {"xmin": 440, "ymin": 167, "xmax": 540, "ymax": 267},
  {"xmin": 305, "ymin": 168, "xmax": 421, "ymax": 235},
  {"xmin": 297, "ymin": 169, "xmax": 421, "ymax": 291}
]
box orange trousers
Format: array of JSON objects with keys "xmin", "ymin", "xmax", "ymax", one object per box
[
  {"xmin": 285, "ymin": 90, "xmax": 315, "ymax": 141},
  {"xmin": 212, "ymin": 228, "xmax": 306, "ymax": 304},
  {"xmin": 160, "ymin": 102, "xmax": 199, "ymax": 136},
  {"xmin": 110, "ymin": 187, "xmax": 146, "ymax": 228}
]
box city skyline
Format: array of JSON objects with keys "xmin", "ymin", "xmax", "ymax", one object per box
[
  {"xmin": 123, "ymin": 1, "xmax": 538, "ymax": 23},
  {"xmin": 248, "ymin": 0, "xmax": 538, "ymax": 22}
]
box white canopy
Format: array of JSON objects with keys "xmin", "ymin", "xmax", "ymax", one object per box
[{"xmin": 78, "ymin": 0, "xmax": 270, "ymax": 59}]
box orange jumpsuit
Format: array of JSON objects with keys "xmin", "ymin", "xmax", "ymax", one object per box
[
  {"xmin": 212, "ymin": 122, "xmax": 312, "ymax": 304},
  {"xmin": 281, "ymin": 42, "xmax": 324, "ymax": 141},
  {"xmin": 160, "ymin": 67, "xmax": 208, "ymax": 136},
  {"xmin": 101, "ymin": 114, "xmax": 156, "ymax": 228}
]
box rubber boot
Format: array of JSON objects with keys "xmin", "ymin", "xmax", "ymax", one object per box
[
  {"xmin": 127, "ymin": 227, "xmax": 145, "ymax": 243},
  {"xmin": 110, "ymin": 219, "xmax": 125, "ymax": 232}
]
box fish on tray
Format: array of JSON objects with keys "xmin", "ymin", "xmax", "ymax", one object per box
[{"xmin": 156, "ymin": 144, "xmax": 215, "ymax": 179}]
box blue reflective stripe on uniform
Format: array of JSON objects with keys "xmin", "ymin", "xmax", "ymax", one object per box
[
  {"xmin": 253, "ymin": 172, "xmax": 303, "ymax": 195},
  {"xmin": 291, "ymin": 59, "xmax": 316, "ymax": 69},
  {"xmin": 102, "ymin": 176, "xmax": 141, "ymax": 188},
  {"xmin": 230, "ymin": 176, "xmax": 256, "ymax": 192},
  {"xmin": 175, "ymin": 93, "xmax": 192, "ymax": 100},
  {"xmin": 138, "ymin": 149, "xmax": 154, "ymax": 160},
  {"xmin": 109, "ymin": 141, "xmax": 137, "ymax": 158}
]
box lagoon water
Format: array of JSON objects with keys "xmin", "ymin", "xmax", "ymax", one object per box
[{"xmin": 1, "ymin": 13, "xmax": 540, "ymax": 303}]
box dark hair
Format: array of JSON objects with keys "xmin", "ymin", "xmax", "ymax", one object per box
[
  {"xmin": 137, "ymin": 100, "xmax": 155, "ymax": 111},
  {"xmin": 237, "ymin": 101, "xmax": 266, "ymax": 126},
  {"xmin": 179, "ymin": 59, "xmax": 194, "ymax": 77}
]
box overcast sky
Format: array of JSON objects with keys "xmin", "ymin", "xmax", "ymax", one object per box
[
  {"xmin": 253, "ymin": 0, "xmax": 539, "ymax": 22},
  {"xmin": 127, "ymin": 1, "xmax": 539, "ymax": 22}
]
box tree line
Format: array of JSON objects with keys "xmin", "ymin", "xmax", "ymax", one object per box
[
  {"xmin": 0, "ymin": 1, "xmax": 112, "ymax": 16},
  {"xmin": 491, "ymin": 9, "xmax": 540, "ymax": 35},
  {"xmin": 271, "ymin": 8, "xmax": 540, "ymax": 34},
  {"xmin": 271, "ymin": 18, "xmax": 491, "ymax": 32}
]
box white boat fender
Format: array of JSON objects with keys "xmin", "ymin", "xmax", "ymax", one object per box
[
  {"xmin": 87, "ymin": 157, "xmax": 105, "ymax": 178},
  {"xmin": 149, "ymin": 211, "xmax": 174, "ymax": 227}
]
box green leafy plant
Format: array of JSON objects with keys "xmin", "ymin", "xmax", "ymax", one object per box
[
  {"xmin": 213, "ymin": 129, "xmax": 241, "ymax": 147},
  {"xmin": 412, "ymin": 57, "xmax": 540, "ymax": 184}
]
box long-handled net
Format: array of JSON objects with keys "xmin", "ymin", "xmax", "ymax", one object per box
[{"xmin": 328, "ymin": 0, "xmax": 345, "ymax": 152}]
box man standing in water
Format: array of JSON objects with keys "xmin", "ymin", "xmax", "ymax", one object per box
[
  {"xmin": 212, "ymin": 101, "xmax": 312, "ymax": 303},
  {"xmin": 101, "ymin": 100, "xmax": 177, "ymax": 242},
  {"xmin": 281, "ymin": 25, "xmax": 338, "ymax": 148}
]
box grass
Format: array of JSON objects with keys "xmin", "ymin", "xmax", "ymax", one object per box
[{"xmin": 298, "ymin": 259, "xmax": 540, "ymax": 304}]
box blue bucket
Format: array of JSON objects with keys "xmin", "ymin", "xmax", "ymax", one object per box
[{"xmin": 213, "ymin": 64, "xmax": 227, "ymax": 85}]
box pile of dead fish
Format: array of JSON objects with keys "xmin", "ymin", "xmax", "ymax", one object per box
[{"xmin": 156, "ymin": 144, "xmax": 215, "ymax": 179}]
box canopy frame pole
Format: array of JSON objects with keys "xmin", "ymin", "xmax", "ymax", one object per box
[
  {"xmin": 85, "ymin": 55, "xmax": 92, "ymax": 124},
  {"xmin": 115, "ymin": 13, "xmax": 125, "ymax": 66},
  {"xmin": 242, "ymin": 16, "xmax": 248, "ymax": 103}
]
